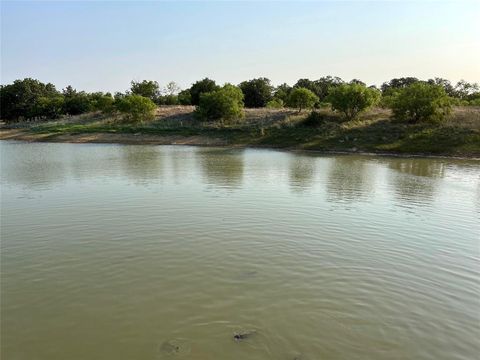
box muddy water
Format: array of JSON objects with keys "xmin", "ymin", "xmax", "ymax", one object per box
[{"xmin": 1, "ymin": 141, "xmax": 479, "ymax": 359}]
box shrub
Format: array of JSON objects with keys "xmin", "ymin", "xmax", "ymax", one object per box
[
  {"xmin": 94, "ymin": 95, "xmax": 115, "ymax": 114},
  {"xmin": 390, "ymin": 82, "xmax": 452, "ymax": 123},
  {"xmin": 266, "ymin": 98, "xmax": 284, "ymax": 109},
  {"xmin": 178, "ymin": 89, "xmax": 192, "ymax": 105},
  {"xmin": 299, "ymin": 111, "xmax": 327, "ymax": 127},
  {"xmin": 115, "ymin": 94, "xmax": 156, "ymax": 123},
  {"xmin": 239, "ymin": 77, "xmax": 273, "ymax": 107},
  {"xmin": 328, "ymin": 83, "xmax": 380, "ymax": 120},
  {"xmin": 190, "ymin": 78, "xmax": 219, "ymax": 105},
  {"xmin": 469, "ymin": 98, "xmax": 480, "ymax": 106},
  {"xmin": 287, "ymin": 87, "xmax": 319, "ymax": 112},
  {"xmin": 158, "ymin": 95, "xmax": 179, "ymax": 105},
  {"xmin": 195, "ymin": 84, "xmax": 244, "ymax": 122}
]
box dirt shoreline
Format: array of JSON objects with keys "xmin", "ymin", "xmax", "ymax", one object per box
[{"xmin": 1, "ymin": 129, "xmax": 479, "ymax": 160}]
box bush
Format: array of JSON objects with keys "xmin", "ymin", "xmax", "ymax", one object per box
[
  {"xmin": 390, "ymin": 83, "xmax": 452, "ymax": 123},
  {"xmin": 266, "ymin": 98, "xmax": 284, "ymax": 109},
  {"xmin": 239, "ymin": 77, "xmax": 273, "ymax": 107},
  {"xmin": 287, "ymin": 87, "xmax": 319, "ymax": 112},
  {"xmin": 328, "ymin": 83, "xmax": 380, "ymax": 120},
  {"xmin": 115, "ymin": 94, "xmax": 156, "ymax": 123},
  {"xmin": 195, "ymin": 84, "xmax": 244, "ymax": 122},
  {"xmin": 299, "ymin": 111, "xmax": 327, "ymax": 127},
  {"xmin": 158, "ymin": 95, "xmax": 179, "ymax": 105},
  {"xmin": 94, "ymin": 95, "xmax": 115, "ymax": 114},
  {"xmin": 190, "ymin": 78, "xmax": 219, "ymax": 105},
  {"xmin": 178, "ymin": 89, "xmax": 192, "ymax": 105}
]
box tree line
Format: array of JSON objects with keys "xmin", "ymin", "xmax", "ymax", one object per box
[{"xmin": 1, "ymin": 76, "xmax": 479, "ymax": 123}]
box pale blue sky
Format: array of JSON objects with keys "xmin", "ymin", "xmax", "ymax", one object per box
[{"xmin": 1, "ymin": 1, "xmax": 479, "ymax": 93}]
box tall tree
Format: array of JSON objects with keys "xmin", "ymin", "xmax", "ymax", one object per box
[{"xmin": 239, "ymin": 77, "xmax": 274, "ymax": 108}]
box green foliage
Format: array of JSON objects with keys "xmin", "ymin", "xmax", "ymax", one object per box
[
  {"xmin": 130, "ymin": 80, "xmax": 160, "ymax": 102},
  {"xmin": 427, "ymin": 78, "xmax": 455, "ymax": 97},
  {"xmin": 266, "ymin": 98, "xmax": 284, "ymax": 109},
  {"xmin": 158, "ymin": 95, "xmax": 179, "ymax": 105},
  {"xmin": 453, "ymin": 80, "xmax": 480, "ymax": 100},
  {"xmin": 390, "ymin": 82, "xmax": 452, "ymax": 123},
  {"xmin": 328, "ymin": 83, "xmax": 381, "ymax": 120},
  {"xmin": 115, "ymin": 94, "xmax": 156, "ymax": 123},
  {"xmin": 299, "ymin": 111, "xmax": 327, "ymax": 127},
  {"xmin": 381, "ymin": 77, "xmax": 419, "ymax": 95},
  {"xmin": 239, "ymin": 77, "xmax": 273, "ymax": 107},
  {"xmin": 195, "ymin": 84, "xmax": 244, "ymax": 122},
  {"xmin": 36, "ymin": 95, "xmax": 65, "ymax": 119},
  {"xmin": 178, "ymin": 89, "xmax": 192, "ymax": 105},
  {"xmin": 94, "ymin": 94, "xmax": 115, "ymax": 114},
  {"xmin": 189, "ymin": 78, "xmax": 219, "ymax": 105},
  {"xmin": 294, "ymin": 76, "xmax": 344, "ymax": 102},
  {"xmin": 287, "ymin": 88, "xmax": 319, "ymax": 112},
  {"xmin": 63, "ymin": 87, "xmax": 92, "ymax": 115},
  {"xmin": 274, "ymin": 83, "xmax": 292, "ymax": 103},
  {"xmin": 350, "ymin": 79, "xmax": 366, "ymax": 86},
  {"xmin": 0, "ymin": 78, "xmax": 60, "ymax": 120}
]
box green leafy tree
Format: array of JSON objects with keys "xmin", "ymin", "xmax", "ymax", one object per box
[
  {"xmin": 239, "ymin": 77, "xmax": 273, "ymax": 107},
  {"xmin": 130, "ymin": 80, "xmax": 160, "ymax": 102},
  {"xmin": 36, "ymin": 95, "xmax": 65, "ymax": 118},
  {"xmin": 350, "ymin": 79, "xmax": 366, "ymax": 86},
  {"xmin": 115, "ymin": 94, "xmax": 156, "ymax": 123},
  {"xmin": 381, "ymin": 77, "xmax": 419, "ymax": 95},
  {"xmin": 63, "ymin": 86, "xmax": 92, "ymax": 115},
  {"xmin": 189, "ymin": 78, "xmax": 219, "ymax": 105},
  {"xmin": 328, "ymin": 83, "xmax": 381, "ymax": 120},
  {"xmin": 293, "ymin": 79, "xmax": 319, "ymax": 97},
  {"xmin": 313, "ymin": 76, "xmax": 344, "ymax": 100},
  {"xmin": 195, "ymin": 84, "xmax": 244, "ymax": 122},
  {"xmin": 287, "ymin": 87, "xmax": 319, "ymax": 112},
  {"xmin": 453, "ymin": 80, "xmax": 479, "ymax": 100},
  {"xmin": 0, "ymin": 78, "xmax": 60, "ymax": 121},
  {"xmin": 293, "ymin": 76, "xmax": 343, "ymax": 103},
  {"xmin": 427, "ymin": 78, "xmax": 455, "ymax": 97},
  {"xmin": 178, "ymin": 89, "xmax": 192, "ymax": 105},
  {"xmin": 274, "ymin": 83, "xmax": 292, "ymax": 103},
  {"xmin": 390, "ymin": 82, "xmax": 452, "ymax": 123}
]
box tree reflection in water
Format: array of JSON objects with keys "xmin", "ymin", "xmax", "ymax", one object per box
[
  {"xmin": 326, "ymin": 156, "xmax": 375, "ymax": 204},
  {"xmin": 197, "ymin": 148, "xmax": 244, "ymax": 189}
]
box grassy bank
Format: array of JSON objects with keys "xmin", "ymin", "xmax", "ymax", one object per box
[{"xmin": 1, "ymin": 106, "xmax": 480, "ymax": 157}]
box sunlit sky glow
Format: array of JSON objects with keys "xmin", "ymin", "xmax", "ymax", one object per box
[{"xmin": 1, "ymin": 1, "xmax": 479, "ymax": 93}]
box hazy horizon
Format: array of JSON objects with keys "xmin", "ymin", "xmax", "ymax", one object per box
[{"xmin": 1, "ymin": 0, "xmax": 479, "ymax": 93}]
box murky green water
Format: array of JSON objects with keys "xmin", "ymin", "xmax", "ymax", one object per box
[{"xmin": 1, "ymin": 141, "xmax": 479, "ymax": 360}]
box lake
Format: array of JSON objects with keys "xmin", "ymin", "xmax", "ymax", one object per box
[{"xmin": 1, "ymin": 141, "xmax": 479, "ymax": 360}]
